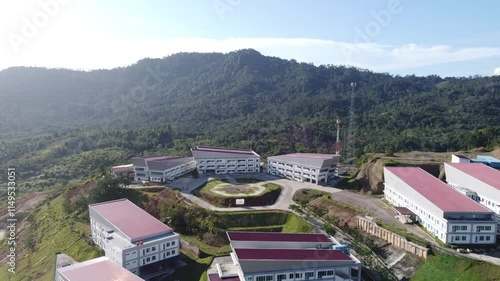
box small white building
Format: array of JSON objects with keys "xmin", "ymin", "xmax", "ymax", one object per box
[
  {"xmin": 208, "ymin": 232, "xmax": 362, "ymax": 281},
  {"xmin": 89, "ymin": 199, "xmax": 180, "ymax": 277},
  {"xmin": 267, "ymin": 153, "xmax": 341, "ymax": 184},
  {"xmin": 191, "ymin": 146, "xmax": 260, "ymax": 174},
  {"xmin": 54, "ymin": 255, "xmax": 144, "ymax": 281},
  {"xmin": 384, "ymin": 167, "xmax": 497, "ymax": 245},
  {"xmin": 444, "ymin": 163, "xmax": 500, "ymax": 235},
  {"xmin": 451, "ymin": 154, "xmax": 471, "ymax": 163},
  {"xmin": 132, "ymin": 155, "xmax": 196, "ymax": 182}
]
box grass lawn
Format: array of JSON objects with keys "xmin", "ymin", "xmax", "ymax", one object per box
[
  {"xmin": 293, "ymin": 189, "xmax": 329, "ymax": 203},
  {"xmin": 196, "ymin": 180, "xmax": 281, "ymax": 198},
  {"xmin": 411, "ymin": 252, "xmax": 500, "ymax": 281},
  {"xmin": 281, "ymin": 214, "xmax": 314, "ymax": 233},
  {"xmin": 0, "ymin": 196, "xmax": 101, "ymax": 281}
]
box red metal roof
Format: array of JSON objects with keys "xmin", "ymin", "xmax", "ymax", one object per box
[
  {"xmin": 447, "ymin": 163, "xmax": 500, "ymax": 191},
  {"xmin": 193, "ymin": 146, "xmax": 256, "ymax": 155},
  {"xmin": 228, "ymin": 231, "xmax": 331, "ymax": 243},
  {"xmin": 90, "ymin": 199, "xmax": 172, "ymax": 241},
  {"xmin": 59, "ymin": 257, "xmax": 144, "ymax": 281},
  {"xmin": 394, "ymin": 206, "xmax": 415, "ymax": 216},
  {"xmin": 274, "ymin": 153, "xmax": 339, "ymax": 160},
  {"xmin": 385, "ymin": 167, "xmax": 490, "ymax": 213},
  {"xmin": 235, "ymin": 248, "xmax": 351, "ymax": 261},
  {"xmin": 208, "ymin": 274, "xmax": 241, "ymax": 281}
]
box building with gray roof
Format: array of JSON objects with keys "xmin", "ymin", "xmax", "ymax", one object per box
[
  {"xmin": 131, "ymin": 155, "xmax": 196, "ymax": 182},
  {"xmin": 267, "ymin": 153, "xmax": 341, "ymax": 184},
  {"xmin": 191, "ymin": 146, "xmax": 260, "ymax": 174}
]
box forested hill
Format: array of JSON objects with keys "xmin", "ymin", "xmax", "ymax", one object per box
[{"xmin": 1, "ymin": 49, "xmax": 499, "ymax": 155}]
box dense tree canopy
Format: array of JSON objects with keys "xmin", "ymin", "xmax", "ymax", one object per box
[{"xmin": 0, "ymin": 49, "xmax": 499, "ymax": 195}]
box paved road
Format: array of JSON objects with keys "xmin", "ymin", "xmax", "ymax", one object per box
[
  {"xmin": 330, "ymin": 191, "xmax": 431, "ymax": 242},
  {"xmin": 179, "ymin": 173, "xmax": 343, "ymax": 212}
]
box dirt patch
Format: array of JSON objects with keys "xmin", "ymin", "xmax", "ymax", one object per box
[
  {"xmin": 310, "ymin": 198, "xmax": 364, "ymax": 228},
  {"xmin": 66, "ymin": 181, "xmax": 96, "ymax": 202},
  {"xmin": 0, "ymin": 191, "xmax": 47, "ymax": 222}
]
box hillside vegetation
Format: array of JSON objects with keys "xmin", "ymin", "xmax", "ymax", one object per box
[{"xmin": 1, "ymin": 50, "xmax": 500, "ymax": 197}]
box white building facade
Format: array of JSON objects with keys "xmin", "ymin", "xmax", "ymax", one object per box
[
  {"xmin": 267, "ymin": 153, "xmax": 341, "ymax": 184},
  {"xmin": 132, "ymin": 156, "xmax": 196, "ymax": 182},
  {"xmin": 191, "ymin": 146, "xmax": 260, "ymax": 174},
  {"xmin": 89, "ymin": 199, "xmax": 180, "ymax": 277},
  {"xmin": 384, "ymin": 167, "xmax": 497, "ymax": 245},
  {"xmin": 444, "ymin": 163, "xmax": 500, "ymax": 235}
]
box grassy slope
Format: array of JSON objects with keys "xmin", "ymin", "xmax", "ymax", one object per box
[
  {"xmin": 411, "ymin": 252, "xmax": 500, "ymax": 281},
  {"xmin": 0, "ymin": 196, "xmax": 101, "ymax": 281}
]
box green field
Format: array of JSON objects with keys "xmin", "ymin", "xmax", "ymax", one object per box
[
  {"xmin": 0, "ymin": 196, "xmax": 101, "ymax": 281},
  {"xmin": 411, "ymin": 252, "xmax": 500, "ymax": 281}
]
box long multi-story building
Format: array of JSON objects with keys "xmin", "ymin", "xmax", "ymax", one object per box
[
  {"xmin": 54, "ymin": 254, "xmax": 144, "ymax": 281},
  {"xmin": 89, "ymin": 199, "xmax": 180, "ymax": 277},
  {"xmin": 444, "ymin": 163, "xmax": 500, "ymax": 235},
  {"xmin": 132, "ymin": 155, "xmax": 196, "ymax": 182},
  {"xmin": 191, "ymin": 146, "xmax": 260, "ymax": 174},
  {"xmin": 384, "ymin": 167, "xmax": 497, "ymax": 244},
  {"xmin": 208, "ymin": 231, "xmax": 362, "ymax": 281},
  {"xmin": 267, "ymin": 153, "xmax": 341, "ymax": 184}
]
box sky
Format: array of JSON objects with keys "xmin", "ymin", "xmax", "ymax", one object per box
[{"xmin": 1, "ymin": 0, "xmax": 500, "ymax": 77}]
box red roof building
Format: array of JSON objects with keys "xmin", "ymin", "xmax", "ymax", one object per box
[{"xmin": 384, "ymin": 167, "xmax": 496, "ymax": 245}]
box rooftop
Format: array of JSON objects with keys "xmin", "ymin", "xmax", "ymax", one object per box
[
  {"xmin": 234, "ymin": 248, "xmax": 352, "ymax": 261},
  {"xmin": 132, "ymin": 155, "xmax": 193, "ymax": 171},
  {"xmin": 57, "ymin": 256, "xmax": 144, "ymax": 281},
  {"xmin": 394, "ymin": 206, "xmax": 415, "ymax": 216},
  {"xmin": 227, "ymin": 231, "xmax": 331, "ymax": 243},
  {"xmin": 446, "ymin": 163, "xmax": 500, "ymax": 191},
  {"xmin": 385, "ymin": 167, "xmax": 491, "ymax": 213},
  {"xmin": 272, "ymin": 153, "xmax": 340, "ymax": 160},
  {"xmin": 191, "ymin": 146, "xmax": 260, "ymax": 158},
  {"xmin": 89, "ymin": 199, "xmax": 172, "ymax": 242},
  {"xmin": 269, "ymin": 153, "xmax": 341, "ymax": 168}
]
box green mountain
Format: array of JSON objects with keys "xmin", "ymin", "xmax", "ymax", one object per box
[{"xmin": 0, "ymin": 49, "xmax": 499, "ymax": 194}]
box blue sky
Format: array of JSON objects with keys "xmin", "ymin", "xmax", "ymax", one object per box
[{"xmin": 1, "ymin": 0, "xmax": 500, "ymax": 76}]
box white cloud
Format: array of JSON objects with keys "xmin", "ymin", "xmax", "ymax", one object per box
[
  {"xmin": 494, "ymin": 67, "xmax": 500, "ymax": 76},
  {"xmin": 2, "ymin": 34, "xmax": 500, "ymax": 76}
]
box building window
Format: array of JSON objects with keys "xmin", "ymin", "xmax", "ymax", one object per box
[
  {"xmin": 295, "ymin": 273, "xmax": 303, "ymax": 279},
  {"xmin": 479, "ymin": 236, "xmax": 485, "ymax": 241},
  {"xmin": 477, "ymin": 226, "xmax": 492, "ymax": 232},
  {"xmin": 276, "ymin": 274, "xmax": 286, "ymax": 281},
  {"xmin": 152, "ymin": 246, "xmax": 156, "ymax": 251},
  {"xmin": 171, "ymin": 250, "xmax": 176, "ymax": 255},
  {"xmin": 462, "ymin": 236, "xmax": 467, "ymax": 241},
  {"xmin": 289, "ymin": 274, "xmax": 294, "ymax": 279},
  {"xmin": 172, "ymin": 241, "xmax": 176, "ymax": 246},
  {"xmin": 305, "ymin": 272, "xmax": 314, "ymax": 279},
  {"xmin": 152, "ymin": 255, "xmax": 156, "ymax": 261},
  {"xmin": 486, "ymin": 236, "xmax": 491, "ymax": 241},
  {"xmin": 247, "ymin": 278, "xmax": 252, "ymax": 281}
]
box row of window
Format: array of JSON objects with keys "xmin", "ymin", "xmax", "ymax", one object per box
[
  {"xmin": 141, "ymin": 241, "xmax": 177, "ymax": 256},
  {"xmin": 201, "ymin": 158, "xmax": 258, "ymax": 164},
  {"xmin": 140, "ymin": 249, "xmax": 176, "ymax": 266},
  {"xmin": 250, "ymin": 271, "xmax": 319, "ymax": 281}
]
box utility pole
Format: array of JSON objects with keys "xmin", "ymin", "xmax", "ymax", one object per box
[
  {"xmin": 335, "ymin": 118, "xmax": 341, "ymax": 155},
  {"xmin": 346, "ymin": 82, "xmax": 357, "ymax": 163}
]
